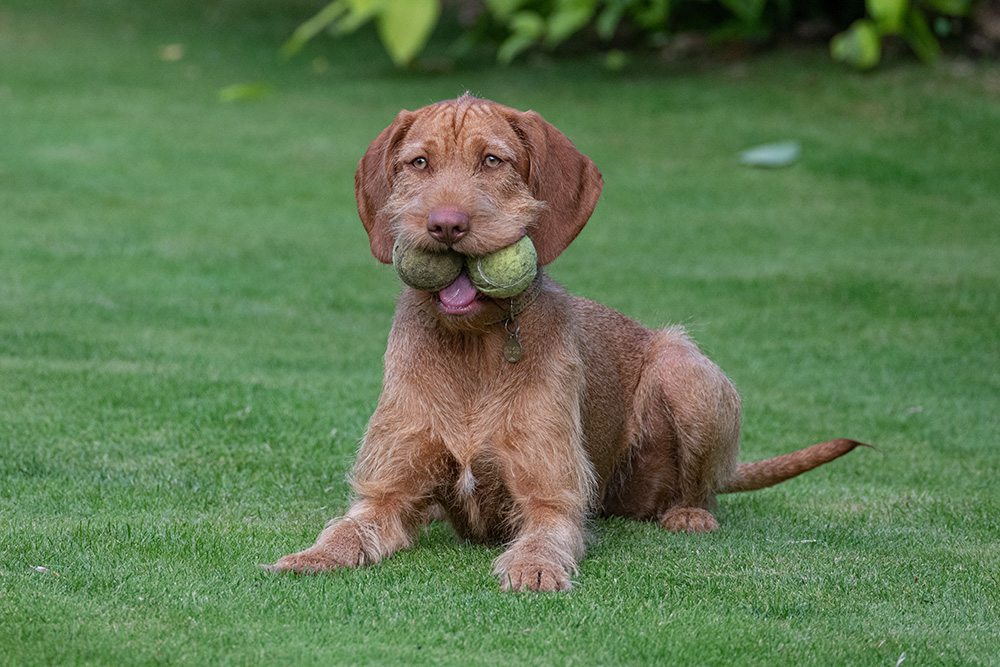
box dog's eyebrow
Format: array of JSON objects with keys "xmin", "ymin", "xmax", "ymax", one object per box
[
  {"xmin": 399, "ymin": 136, "xmax": 444, "ymax": 162},
  {"xmin": 462, "ymin": 134, "xmax": 517, "ymax": 162}
]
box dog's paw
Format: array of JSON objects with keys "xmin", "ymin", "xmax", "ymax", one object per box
[
  {"xmin": 262, "ymin": 549, "xmax": 343, "ymax": 574},
  {"xmin": 659, "ymin": 507, "xmax": 719, "ymax": 533},
  {"xmin": 263, "ymin": 522, "xmax": 365, "ymax": 574},
  {"xmin": 498, "ymin": 560, "xmax": 571, "ymax": 592}
]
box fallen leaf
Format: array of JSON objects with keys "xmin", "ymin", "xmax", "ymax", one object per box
[
  {"xmin": 159, "ymin": 44, "xmax": 185, "ymax": 62},
  {"xmin": 218, "ymin": 83, "xmax": 273, "ymax": 103},
  {"xmin": 739, "ymin": 141, "xmax": 801, "ymax": 168}
]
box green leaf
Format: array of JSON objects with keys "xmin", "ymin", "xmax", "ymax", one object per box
[
  {"xmin": 332, "ymin": 0, "xmax": 382, "ymax": 34},
  {"xmin": 497, "ymin": 11, "xmax": 545, "ymax": 64},
  {"xmin": 604, "ymin": 49, "xmax": 628, "ymax": 71},
  {"xmin": 485, "ymin": 0, "xmax": 527, "ymax": 20},
  {"xmin": 902, "ymin": 7, "xmax": 942, "ymax": 64},
  {"xmin": 719, "ymin": 0, "xmax": 766, "ymax": 24},
  {"xmin": 545, "ymin": 0, "xmax": 597, "ymax": 47},
  {"xmin": 509, "ymin": 10, "xmax": 547, "ymax": 39},
  {"xmin": 920, "ymin": 0, "xmax": 972, "ymax": 16},
  {"xmin": 218, "ymin": 83, "xmax": 273, "ymax": 103},
  {"xmin": 866, "ymin": 0, "xmax": 907, "ymax": 34},
  {"xmin": 596, "ymin": 2, "xmax": 627, "ymax": 40},
  {"xmin": 830, "ymin": 19, "xmax": 882, "ymax": 70},
  {"xmin": 497, "ymin": 33, "xmax": 538, "ymax": 65},
  {"xmin": 634, "ymin": 0, "xmax": 670, "ymax": 28},
  {"xmin": 281, "ymin": 1, "xmax": 348, "ymax": 58},
  {"xmin": 376, "ymin": 0, "xmax": 441, "ymax": 67}
]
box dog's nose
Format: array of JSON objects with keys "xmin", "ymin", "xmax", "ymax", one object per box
[{"xmin": 427, "ymin": 207, "xmax": 470, "ymax": 246}]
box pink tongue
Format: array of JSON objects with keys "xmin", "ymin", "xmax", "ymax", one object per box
[{"xmin": 438, "ymin": 272, "xmax": 479, "ymax": 309}]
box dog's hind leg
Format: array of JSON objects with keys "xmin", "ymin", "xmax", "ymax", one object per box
[
  {"xmin": 651, "ymin": 328, "xmax": 742, "ymax": 532},
  {"xmin": 604, "ymin": 327, "xmax": 742, "ymax": 533}
]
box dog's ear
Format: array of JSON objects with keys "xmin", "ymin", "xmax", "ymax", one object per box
[
  {"xmin": 355, "ymin": 110, "xmax": 415, "ymax": 264},
  {"xmin": 510, "ymin": 110, "xmax": 603, "ymax": 265}
]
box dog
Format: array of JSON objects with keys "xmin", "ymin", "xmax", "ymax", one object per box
[{"xmin": 266, "ymin": 95, "xmax": 866, "ymax": 591}]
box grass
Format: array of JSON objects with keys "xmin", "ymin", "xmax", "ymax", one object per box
[{"xmin": 2, "ymin": 1, "xmax": 999, "ymax": 664}]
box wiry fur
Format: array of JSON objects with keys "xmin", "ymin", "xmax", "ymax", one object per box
[{"xmin": 265, "ymin": 95, "xmax": 868, "ymax": 591}]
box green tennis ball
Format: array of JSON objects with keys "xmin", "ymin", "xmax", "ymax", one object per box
[
  {"xmin": 392, "ymin": 240, "xmax": 464, "ymax": 292},
  {"xmin": 467, "ymin": 236, "xmax": 538, "ymax": 298}
]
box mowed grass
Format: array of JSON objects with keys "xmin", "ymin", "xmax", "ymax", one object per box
[{"xmin": 1, "ymin": 1, "xmax": 999, "ymax": 664}]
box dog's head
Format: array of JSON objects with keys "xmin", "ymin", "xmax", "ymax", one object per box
[{"xmin": 355, "ymin": 95, "xmax": 603, "ymax": 319}]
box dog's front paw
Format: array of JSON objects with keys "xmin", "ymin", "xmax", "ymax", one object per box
[
  {"xmin": 496, "ymin": 557, "xmax": 571, "ymax": 592},
  {"xmin": 262, "ymin": 549, "xmax": 341, "ymax": 574},
  {"xmin": 262, "ymin": 521, "xmax": 365, "ymax": 574},
  {"xmin": 659, "ymin": 507, "xmax": 719, "ymax": 533}
]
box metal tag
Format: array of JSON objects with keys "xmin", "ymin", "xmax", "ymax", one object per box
[{"xmin": 503, "ymin": 336, "xmax": 522, "ymax": 363}]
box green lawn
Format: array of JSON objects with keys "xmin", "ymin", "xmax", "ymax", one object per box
[{"xmin": 2, "ymin": 1, "xmax": 998, "ymax": 665}]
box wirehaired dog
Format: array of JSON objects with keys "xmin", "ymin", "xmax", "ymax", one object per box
[{"xmin": 266, "ymin": 95, "xmax": 865, "ymax": 591}]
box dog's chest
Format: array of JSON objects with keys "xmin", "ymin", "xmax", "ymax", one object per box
[
  {"xmin": 427, "ymin": 356, "xmax": 526, "ymax": 541},
  {"xmin": 390, "ymin": 312, "xmax": 555, "ymax": 540},
  {"xmin": 437, "ymin": 452, "xmax": 515, "ymax": 543}
]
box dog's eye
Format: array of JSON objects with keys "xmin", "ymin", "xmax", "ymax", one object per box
[
  {"xmin": 410, "ymin": 157, "xmax": 428, "ymax": 170},
  {"xmin": 483, "ymin": 155, "xmax": 502, "ymax": 169}
]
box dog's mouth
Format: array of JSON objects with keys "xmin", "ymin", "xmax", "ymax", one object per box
[{"xmin": 435, "ymin": 269, "xmax": 484, "ymax": 316}]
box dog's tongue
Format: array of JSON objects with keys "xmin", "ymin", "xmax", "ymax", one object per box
[{"xmin": 438, "ymin": 271, "xmax": 478, "ymax": 310}]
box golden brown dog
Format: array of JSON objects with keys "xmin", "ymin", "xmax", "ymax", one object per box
[{"xmin": 266, "ymin": 95, "xmax": 865, "ymax": 591}]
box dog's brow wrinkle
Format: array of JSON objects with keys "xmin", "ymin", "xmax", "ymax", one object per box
[
  {"xmin": 452, "ymin": 97, "xmax": 485, "ymax": 139},
  {"xmin": 453, "ymin": 104, "xmax": 469, "ymax": 138}
]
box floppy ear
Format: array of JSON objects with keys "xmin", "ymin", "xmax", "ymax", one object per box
[
  {"xmin": 355, "ymin": 110, "xmax": 415, "ymax": 264},
  {"xmin": 510, "ymin": 110, "xmax": 603, "ymax": 265}
]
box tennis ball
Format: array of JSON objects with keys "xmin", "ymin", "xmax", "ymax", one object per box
[
  {"xmin": 467, "ymin": 236, "xmax": 538, "ymax": 298},
  {"xmin": 392, "ymin": 240, "xmax": 464, "ymax": 292}
]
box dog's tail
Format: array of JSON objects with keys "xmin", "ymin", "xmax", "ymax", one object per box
[{"xmin": 717, "ymin": 439, "xmax": 871, "ymax": 494}]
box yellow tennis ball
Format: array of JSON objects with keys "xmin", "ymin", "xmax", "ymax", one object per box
[
  {"xmin": 467, "ymin": 236, "xmax": 538, "ymax": 298},
  {"xmin": 392, "ymin": 240, "xmax": 464, "ymax": 292}
]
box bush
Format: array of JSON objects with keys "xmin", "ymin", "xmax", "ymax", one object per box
[
  {"xmin": 282, "ymin": 0, "xmax": 979, "ymax": 68},
  {"xmin": 831, "ymin": 0, "xmax": 974, "ymax": 69}
]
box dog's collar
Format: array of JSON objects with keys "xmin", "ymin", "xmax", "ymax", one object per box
[
  {"xmin": 485, "ymin": 271, "xmax": 544, "ymax": 326},
  {"xmin": 486, "ymin": 272, "xmax": 543, "ymax": 364}
]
